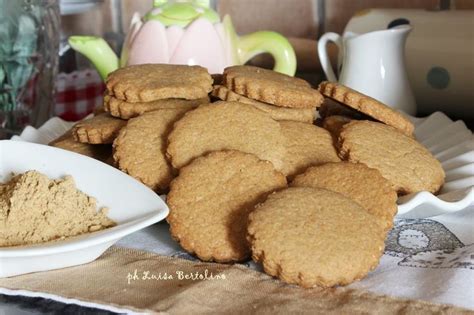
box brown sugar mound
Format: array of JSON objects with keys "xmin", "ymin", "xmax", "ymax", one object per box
[{"xmin": 0, "ymin": 171, "xmax": 115, "ymax": 247}]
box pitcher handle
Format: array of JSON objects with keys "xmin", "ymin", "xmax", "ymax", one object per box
[
  {"xmin": 317, "ymin": 32, "xmax": 342, "ymax": 82},
  {"xmin": 237, "ymin": 31, "xmax": 296, "ymax": 76}
]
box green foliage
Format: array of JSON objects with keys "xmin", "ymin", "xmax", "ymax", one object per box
[{"xmin": 0, "ymin": 0, "xmax": 40, "ymax": 123}]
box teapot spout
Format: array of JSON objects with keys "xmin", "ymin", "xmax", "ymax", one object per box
[{"xmin": 68, "ymin": 36, "xmax": 119, "ymax": 80}]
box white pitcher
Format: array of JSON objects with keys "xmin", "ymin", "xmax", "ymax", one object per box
[{"xmin": 317, "ymin": 25, "xmax": 416, "ymax": 115}]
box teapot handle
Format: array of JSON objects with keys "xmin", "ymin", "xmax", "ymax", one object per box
[
  {"xmin": 317, "ymin": 32, "xmax": 342, "ymax": 82},
  {"xmin": 237, "ymin": 31, "xmax": 296, "ymax": 76}
]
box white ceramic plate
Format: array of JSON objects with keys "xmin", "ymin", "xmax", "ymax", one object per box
[
  {"xmin": 12, "ymin": 112, "xmax": 474, "ymax": 219},
  {"xmin": 398, "ymin": 112, "xmax": 474, "ymax": 218},
  {"xmin": 0, "ymin": 140, "xmax": 169, "ymax": 278}
]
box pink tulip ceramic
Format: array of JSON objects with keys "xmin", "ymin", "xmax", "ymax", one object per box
[{"xmin": 68, "ymin": 0, "xmax": 296, "ymax": 79}]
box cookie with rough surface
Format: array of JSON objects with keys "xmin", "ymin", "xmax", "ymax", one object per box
[
  {"xmin": 223, "ymin": 66, "xmax": 323, "ymax": 109},
  {"xmin": 106, "ymin": 64, "xmax": 212, "ymax": 102},
  {"xmin": 212, "ymin": 85, "xmax": 315, "ymax": 123},
  {"xmin": 72, "ymin": 113, "xmax": 127, "ymax": 144},
  {"xmin": 339, "ymin": 120, "xmax": 445, "ymax": 194},
  {"xmin": 167, "ymin": 101, "xmax": 286, "ymax": 171},
  {"xmin": 113, "ymin": 108, "xmax": 189, "ymax": 192},
  {"xmin": 280, "ymin": 121, "xmax": 340, "ymax": 178},
  {"xmin": 167, "ymin": 150, "xmax": 287, "ymax": 262},
  {"xmin": 104, "ymin": 94, "xmax": 208, "ymax": 119},
  {"xmin": 248, "ymin": 187, "xmax": 385, "ymax": 288},
  {"xmin": 49, "ymin": 130, "xmax": 112, "ymax": 163},
  {"xmin": 318, "ymin": 81, "xmax": 414, "ymax": 137},
  {"xmin": 291, "ymin": 162, "xmax": 397, "ymax": 230}
]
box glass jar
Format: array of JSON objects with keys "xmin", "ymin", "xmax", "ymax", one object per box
[{"xmin": 0, "ymin": 0, "xmax": 60, "ymax": 137}]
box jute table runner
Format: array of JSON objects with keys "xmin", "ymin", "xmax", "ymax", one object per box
[{"xmin": 0, "ymin": 246, "xmax": 470, "ymax": 314}]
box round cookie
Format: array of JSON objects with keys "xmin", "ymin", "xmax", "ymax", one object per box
[
  {"xmin": 318, "ymin": 81, "xmax": 414, "ymax": 137},
  {"xmin": 72, "ymin": 113, "xmax": 127, "ymax": 144},
  {"xmin": 167, "ymin": 101, "xmax": 286, "ymax": 171},
  {"xmin": 339, "ymin": 120, "xmax": 445, "ymax": 194},
  {"xmin": 50, "ymin": 130, "xmax": 113, "ymax": 164},
  {"xmin": 113, "ymin": 108, "xmax": 189, "ymax": 192},
  {"xmin": 247, "ymin": 187, "xmax": 386, "ymax": 288},
  {"xmin": 106, "ymin": 64, "xmax": 213, "ymax": 102},
  {"xmin": 223, "ymin": 66, "xmax": 324, "ymax": 109},
  {"xmin": 280, "ymin": 121, "xmax": 340, "ymax": 178},
  {"xmin": 291, "ymin": 162, "xmax": 397, "ymax": 230},
  {"xmin": 103, "ymin": 94, "xmax": 209, "ymax": 119},
  {"xmin": 167, "ymin": 150, "xmax": 287, "ymax": 262},
  {"xmin": 212, "ymin": 85, "xmax": 315, "ymax": 123}
]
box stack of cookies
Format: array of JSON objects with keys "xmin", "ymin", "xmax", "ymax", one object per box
[
  {"xmin": 48, "ymin": 63, "xmax": 446, "ymax": 289},
  {"xmin": 50, "ymin": 107, "xmax": 126, "ymax": 165},
  {"xmin": 103, "ymin": 64, "xmax": 211, "ymax": 119},
  {"xmin": 315, "ymin": 81, "xmax": 444, "ymax": 195},
  {"xmin": 51, "ymin": 64, "xmax": 213, "ymax": 192},
  {"xmin": 164, "ymin": 90, "xmax": 394, "ymax": 289},
  {"xmin": 211, "ymin": 66, "xmax": 322, "ymax": 123},
  {"xmin": 104, "ymin": 64, "xmax": 213, "ymax": 192}
]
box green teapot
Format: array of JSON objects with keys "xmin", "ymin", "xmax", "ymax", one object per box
[{"xmin": 69, "ymin": 0, "xmax": 296, "ymax": 80}]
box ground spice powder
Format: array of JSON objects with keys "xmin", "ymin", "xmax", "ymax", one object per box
[{"xmin": 0, "ymin": 170, "xmax": 116, "ymax": 247}]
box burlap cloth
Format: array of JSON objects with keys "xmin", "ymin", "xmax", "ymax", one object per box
[{"xmin": 0, "ymin": 246, "xmax": 470, "ymax": 314}]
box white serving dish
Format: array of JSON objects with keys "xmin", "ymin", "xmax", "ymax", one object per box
[
  {"xmin": 0, "ymin": 140, "xmax": 169, "ymax": 278},
  {"xmin": 397, "ymin": 112, "xmax": 474, "ymax": 218},
  {"xmin": 12, "ymin": 112, "xmax": 474, "ymax": 219}
]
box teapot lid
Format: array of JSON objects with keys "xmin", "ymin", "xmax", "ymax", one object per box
[{"xmin": 144, "ymin": 0, "xmax": 220, "ymax": 27}]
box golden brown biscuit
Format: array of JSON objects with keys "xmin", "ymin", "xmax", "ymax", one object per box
[
  {"xmin": 106, "ymin": 64, "xmax": 213, "ymax": 102},
  {"xmin": 104, "ymin": 94, "xmax": 209, "ymax": 119},
  {"xmin": 291, "ymin": 162, "xmax": 397, "ymax": 230},
  {"xmin": 211, "ymin": 85, "xmax": 315, "ymax": 123},
  {"xmin": 49, "ymin": 130, "xmax": 112, "ymax": 163},
  {"xmin": 167, "ymin": 150, "xmax": 287, "ymax": 262},
  {"xmin": 322, "ymin": 115, "xmax": 352, "ymax": 139},
  {"xmin": 280, "ymin": 121, "xmax": 340, "ymax": 178},
  {"xmin": 247, "ymin": 187, "xmax": 386, "ymax": 288},
  {"xmin": 339, "ymin": 120, "xmax": 445, "ymax": 195},
  {"xmin": 167, "ymin": 101, "xmax": 286, "ymax": 171},
  {"xmin": 223, "ymin": 66, "xmax": 323, "ymax": 109},
  {"xmin": 318, "ymin": 81, "xmax": 414, "ymax": 137},
  {"xmin": 72, "ymin": 113, "xmax": 127, "ymax": 144},
  {"xmin": 113, "ymin": 108, "xmax": 189, "ymax": 192}
]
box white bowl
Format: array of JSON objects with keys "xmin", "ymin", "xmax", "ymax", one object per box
[{"xmin": 0, "ymin": 140, "xmax": 169, "ymax": 278}]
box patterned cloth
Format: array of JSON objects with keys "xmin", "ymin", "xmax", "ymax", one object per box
[
  {"xmin": 114, "ymin": 209, "xmax": 474, "ymax": 310},
  {"xmin": 54, "ymin": 70, "xmax": 105, "ymax": 121}
]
